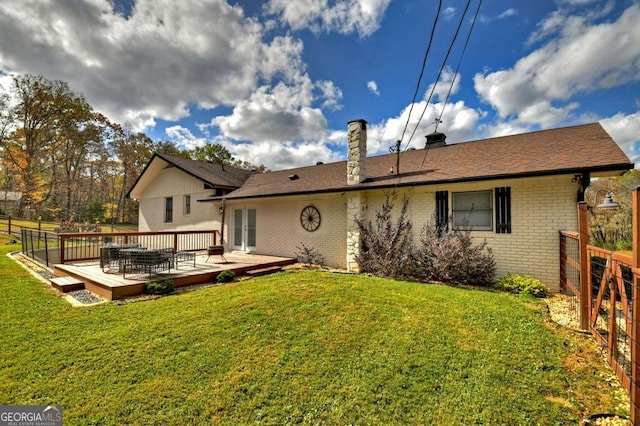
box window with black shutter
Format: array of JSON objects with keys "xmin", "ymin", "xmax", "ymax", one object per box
[
  {"xmin": 495, "ymin": 187, "xmax": 511, "ymax": 234},
  {"xmin": 435, "ymin": 191, "xmax": 448, "ymax": 233}
]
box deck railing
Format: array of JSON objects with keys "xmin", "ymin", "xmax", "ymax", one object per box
[{"xmin": 20, "ymin": 229, "xmax": 219, "ymax": 266}]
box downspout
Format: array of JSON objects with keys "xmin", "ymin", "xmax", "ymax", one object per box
[{"xmin": 219, "ymin": 198, "xmax": 226, "ymax": 246}]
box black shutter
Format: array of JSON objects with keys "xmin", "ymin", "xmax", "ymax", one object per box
[
  {"xmin": 495, "ymin": 187, "xmax": 511, "ymax": 234},
  {"xmin": 436, "ymin": 191, "xmax": 448, "ymax": 234}
]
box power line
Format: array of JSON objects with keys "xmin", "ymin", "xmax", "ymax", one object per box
[
  {"xmin": 396, "ymin": 0, "xmax": 443, "ymax": 148},
  {"xmin": 435, "ymin": 0, "xmax": 483, "ymax": 133},
  {"xmin": 406, "ymin": 0, "xmax": 473, "ymax": 152}
]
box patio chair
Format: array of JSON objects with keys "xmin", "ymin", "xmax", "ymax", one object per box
[
  {"xmin": 123, "ymin": 249, "xmax": 172, "ymax": 278},
  {"xmin": 207, "ymin": 245, "xmax": 226, "ymax": 263}
]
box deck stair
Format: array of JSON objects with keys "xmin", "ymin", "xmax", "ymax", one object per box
[
  {"xmin": 245, "ymin": 266, "xmax": 282, "ymax": 277},
  {"xmin": 50, "ymin": 276, "xmax": 85, "ymax": 293}
]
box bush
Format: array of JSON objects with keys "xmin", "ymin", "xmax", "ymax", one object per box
[
  {"xmin": 495, "ymin": 274, "xmax": 549, "ymax": 298},
  {"xmin": 295, "ymin": 243, "xmax": 324, "ymax": 267},
  {"xmin": 414, "ymin": 217, "xmax": 495, "ymax": 287},
  {"xmin": 216, "ymin": 270, "xmax": 235, "ymax": 283},
  {"xmin": 144, "ymin": 279, "xmax": 175, "ymax": 295},
  {"xmin": 355, "ymin": 190, "xmax": 416, "ymax": 279}
]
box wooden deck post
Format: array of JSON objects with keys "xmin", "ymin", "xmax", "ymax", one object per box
[
  {"xmin": 60, "ymin": 235, "xmax": 66, "ymax": 264},
  {"xmin": 630, "ymin": 188, "xmax": 640, "ymax": 424},
  {"xmin": 578, "ymin": 201, "xmax": 590, "ymax": 331}
]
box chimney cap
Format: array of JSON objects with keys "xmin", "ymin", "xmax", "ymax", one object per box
[
  {"xmin": 347, "ymin": 118, "xmax": 368, "ymax": 125},
  {"xmin": 425, "ymin": 131, "xmax": 447, "ymax": 148}
]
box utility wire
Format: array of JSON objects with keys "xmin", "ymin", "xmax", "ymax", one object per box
[
  {"xmin": 396, "ymin": 0, "xmax": 443, "ymax": 148},
  {"xmin": 435, "ymin": 0, "xmax": 483, "ymax": 133},
  {"xmin": 407, "ymin": 0, "xmax": 472, "ymax": 152}
]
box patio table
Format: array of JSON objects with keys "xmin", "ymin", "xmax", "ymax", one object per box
[
  {"xmin": 174, "ymin": 251, "xmax": 196, "ymax": 269},
  {"xmin": 100, "ymin": 243, "xmax": 142, "ymax": 272}
]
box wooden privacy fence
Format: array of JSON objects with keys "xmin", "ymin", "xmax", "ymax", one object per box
[{"xmin": 559, "ymin": 190, "xmax": 640, "ymax": 424}]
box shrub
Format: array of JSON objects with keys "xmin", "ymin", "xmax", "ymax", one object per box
[
  {"xmin": 144, "ymin": 279, "xmax": 175, "ymax": 295},
  {"xmin": 295, "ymin": 243, "xmax": 325, "ymax": 267},
  {"xmin": 355, "ymin": 190, "xmax": 416, "ymax": 279},
  {"xmin": 415, "ymin": 217, "xmax": 495, "ymax": 287},
  {"xmin": 495, "ymin": 274, "xmax": 549, "ymax": 298},
  {"xmin": 216, "ymin": 270, "xmax": 235, "ymax": 283}
]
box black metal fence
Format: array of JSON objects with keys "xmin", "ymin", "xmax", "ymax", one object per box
[
  {"xmin": 21, "ymin": 228, "xmax": 61, "ymax": 267},
  {"xmin": 20, "ymin": 229, "xmax": 219, "ymax": 267}
]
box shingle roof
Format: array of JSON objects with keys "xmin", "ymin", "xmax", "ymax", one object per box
[
  {"xmin": 154, "ymin": 153, "xmax": 255, "ymax": 188},
  {"xmin": 127, "ymin": 153, "xmax": 255, "ymax": 199},
  {"xmin": 215, "ymin": 123, "xmax": 632, "ymax": 201}
]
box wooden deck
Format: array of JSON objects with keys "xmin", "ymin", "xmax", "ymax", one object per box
[{"xmin": 52, "ymin": 252, "xmax": 295, "ymax": 300}]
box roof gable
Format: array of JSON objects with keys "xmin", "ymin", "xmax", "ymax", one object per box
[
  {"xmin": 127, "ymin": 153, "xmax": 255, "ymax": 199},
  {"xmin": 218, "ymin": 123, "xmax": 633, "ymax": 200}
]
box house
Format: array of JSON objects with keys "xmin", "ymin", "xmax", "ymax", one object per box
[
  {"xmin": 131, "ymin": 121, "xmax": 633, "ymax": 291},
  {"xmin": 127, "ymin": 153, "xmax": 255, "ymax": 232},
  {"xmin": 0, "ymin": 191, "xmax": 22, "ymax": 215}
]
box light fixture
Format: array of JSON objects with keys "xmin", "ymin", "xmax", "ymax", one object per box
[
  {"xmin": 218, "ymin": 206, "xmax": 224, "ymax": 215},
  {"xmin": 591, "ymin": 189, "xmax": 620, "ymax": 210}
]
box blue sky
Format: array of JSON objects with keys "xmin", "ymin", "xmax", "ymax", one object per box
[{"xmin": 0, "ymin": 0, "xmax": 638, "ymax": 170}]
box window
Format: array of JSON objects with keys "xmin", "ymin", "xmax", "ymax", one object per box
[
  {"xmin": 435, "ymin": 190, "xmax": 449, "ymax": 234},
  {"xmin": 184, "ymin": 195, "xmax": 191, "ymax": 215},
  {"xmin": 452, "ymin": 191, "xmax": 492, "ymax": 231},
  {"xmin": 165, "ymin": 197, "xmax": 173, "ymax": 223},
  {"xmin": 495, "ymin": 187, "xmax": 512, "ymax": 233}
]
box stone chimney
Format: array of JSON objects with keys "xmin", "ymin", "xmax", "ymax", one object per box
[{"xmin": 347, "ymin": 119, "xmax": 367, "ymax": 185}]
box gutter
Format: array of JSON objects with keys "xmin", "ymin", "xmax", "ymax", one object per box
[{"xmin": 197, "ymin": 163, "xmax": 634, "ymax": 203}]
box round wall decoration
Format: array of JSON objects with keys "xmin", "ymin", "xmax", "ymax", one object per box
[{"xmin": 300, "ymin": 205, "xmax": 321, "ymax": 231}]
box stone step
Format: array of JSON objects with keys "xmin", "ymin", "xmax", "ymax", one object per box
[
  {"xmin": 245, "ymin": 266, "xmax": 282, "ymax": 277},
  {"xmin": 50, "ymin": 276, "xmax": 85, "ymax": 293}
]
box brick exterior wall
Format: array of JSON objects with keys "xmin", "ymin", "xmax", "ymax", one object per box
[
  {"xmin": 230, "ymin": 174, "xmax": 578, "ymax": 292},
  {"xmin": 143, "ymin": 164, "xmax": 580, "ymax": 292},
  {"xmin": 227, "ymin": 194, "xmax": 348, "ymax": 266},
  {"xmin": 360, "ymin": 174, "xmax": 578, "ymax": 292}
]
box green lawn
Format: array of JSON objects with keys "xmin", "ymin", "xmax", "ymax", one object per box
[{"xmin": 0, "ymin": 238, "xmax": 628, "ymax": 425}]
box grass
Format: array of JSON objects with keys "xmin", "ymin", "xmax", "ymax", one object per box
[{"xmin": 0, "ymin": 235, "xmax": 629, "ymax": 425}]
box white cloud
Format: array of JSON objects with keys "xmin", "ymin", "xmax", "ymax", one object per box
[
  {"xmin": 208, "ymin": 77, "xmax": 329, "ymax": 143},
  {"xmin": 528, "ymin": 0, "xmax": 615, "ymax": 45},
  {"xmin": 366, "ymin": 99, "xmax": 480, "ymax": 154},
  {"xmin": 479, "ymin": 8, "xmax": 518, "ymax": 24},
  {"xmin": 0, "ymin": 0, "xmax": 336, "ymax": 135},
  {"xmin": 164, "ymin": 126, "xmax": 207, "ymax": 151},
  {"xmin": 367, "ymin": 80, "xmax": 380, "ymax": 96},
  {"xmin": 474, "ymin": 4, "xmax": 640, "ymax": 127},
  {"xmin": 600, "ymin": 111, "xmax": 640, "ymax": 165},
  {"xmin": 264, "ymin": 0, "xmax": 392, "ymax": 38},
  {"xmin": 220, "ymin": 138, "xmax": 343, "ymax": 171},
  {"xmin": 425, "ymin": 67, "xmax": 460, "ymax": 103},
  {"xmin": 442, "ymin": 7, "xmax": 456, "ymax": 21},
  {"xmin": 316, "ymin": 80, "xmax": 343, "ymax": 110}
]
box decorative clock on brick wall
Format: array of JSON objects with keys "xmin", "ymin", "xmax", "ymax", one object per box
[{"xmin": 300, "ymin": 205, "xmax": 321, "ymax": 232}]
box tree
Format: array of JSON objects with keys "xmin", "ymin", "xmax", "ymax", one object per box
[
  {"xmin": 153, "ymin": 141, "xmax": 191, "ymax": 158},
  {"xmin": 191, "ymin": 143, "xmax": 233, "ymax": 164},
  {"xmin": 588, "ymin": 170, "xmax": 640, "ymax": 250},
  {"xmin": 0, "ymin": 75, "xmax": 90, "ymax": 217}
]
